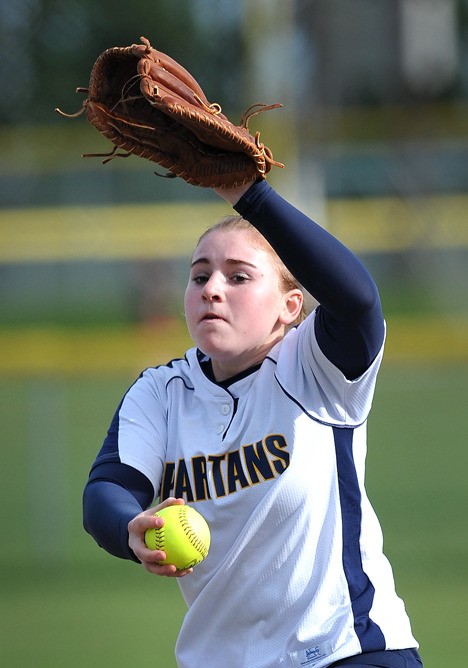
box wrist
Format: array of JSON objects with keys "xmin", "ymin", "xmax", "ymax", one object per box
[{"xmin": 213, "ymin": 178, "xmax": 258, "ymax": 205}]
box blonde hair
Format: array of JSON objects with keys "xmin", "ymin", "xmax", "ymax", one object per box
[{"xmin": 196, "ymin": 215, "xmax": 308, "ymax": 326}]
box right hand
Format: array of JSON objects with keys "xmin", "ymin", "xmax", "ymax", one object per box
[{"xmin": 128, "ymin": 497, "xmax": 193, "ymax": 577}]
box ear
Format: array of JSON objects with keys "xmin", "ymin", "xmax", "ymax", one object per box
[{"xmin": 279, "ymin": 289, "xmax": 304, "ymax": 326}]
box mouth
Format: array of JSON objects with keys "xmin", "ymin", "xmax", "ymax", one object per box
[{"xmin": 200, "ymin": 312, "xmax": 225, "ymax": 323}]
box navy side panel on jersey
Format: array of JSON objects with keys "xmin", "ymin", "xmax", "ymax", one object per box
[
  {"xmin": 93, "ymin": 405, "xmax": 123, "ymax": 465},
  {"xmin": 333, "ymin": 426, "xmax": 386, "ymax": 652}
]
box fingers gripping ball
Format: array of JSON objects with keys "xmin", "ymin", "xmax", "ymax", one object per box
[{"xmin": 145, "ymin": 505, "xmax": 211, "ymax": 570}]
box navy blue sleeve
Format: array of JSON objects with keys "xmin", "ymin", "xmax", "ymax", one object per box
[
  {"xmin": 83, "ymin": 462, "xmax": 155, "ymax": 562},
  {"xmin": 234, "ymin": 180, "xmax": 385, "ymax": 379}
]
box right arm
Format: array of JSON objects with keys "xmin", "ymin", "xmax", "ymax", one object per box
[
  {"xmin": 83, "ymin": 374, "xmax": 191, "ymax": 576},
  {"xmin": 83, "ymin": 464, "xmax": 191, "ymax": 576}
]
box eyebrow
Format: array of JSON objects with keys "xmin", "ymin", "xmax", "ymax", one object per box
[{"xmin": 190, "ymin": 257, "xmax": 258, "ymax": 269}]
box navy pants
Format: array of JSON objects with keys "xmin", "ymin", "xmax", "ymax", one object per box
[{"xmin": 329, "ymin": 648, "xmax": 423, "ymax": 667}]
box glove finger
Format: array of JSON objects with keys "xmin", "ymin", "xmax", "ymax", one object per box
[
  {"xmin": 132, "ymin": 38, "xmax": 208, "ymax": 103},
  {"xmin": 138, "ymin": 58, "xmax": 224, "ymax": 117}
]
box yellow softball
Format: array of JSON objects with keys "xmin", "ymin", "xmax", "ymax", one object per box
[{"xmin": 144, "ymin": 505, "xmax": 211, "ymax": 570}]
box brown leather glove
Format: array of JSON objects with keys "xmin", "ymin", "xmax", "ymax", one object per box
[{"xmin": 56, "ymin": 36, "xmax": 284, "ymax": 189}]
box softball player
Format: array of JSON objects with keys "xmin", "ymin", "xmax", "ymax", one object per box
[{"xmin": 83, "ymin": 178, "xmax": 423, "ymax": 668}]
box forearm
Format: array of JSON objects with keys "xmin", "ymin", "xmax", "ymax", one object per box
[
  {"xmin": 83, "ymin": 481, "xmax": 141, "ymax": 561},
  {"xmin": 82, "ymin": 463, "xmax": 155, "ymax": 562}
]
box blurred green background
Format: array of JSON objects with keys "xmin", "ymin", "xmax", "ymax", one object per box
[{"xmin": 1, "ymin": 1, "xmax": 467, "ymax": 666}]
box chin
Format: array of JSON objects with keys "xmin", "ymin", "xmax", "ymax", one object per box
[
  {"xmin": 199, "ymin": 344, "xmax": 231, "ymax": 360},
  {"xmin": 198, "ymin": 340, "xmax": 244, "ymax": 366},
  {"xmin": 195, "ymin": 337, "xmax": 228, "ymax": 356}
]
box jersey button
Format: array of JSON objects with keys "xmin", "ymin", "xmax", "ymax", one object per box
[
  {"xmin": 216, "ymin": 424, "xmax": 224, "ymax": 435},
  {"xmin": 221, "ymin": 404, "xmax": 230, "ymax": 415}
]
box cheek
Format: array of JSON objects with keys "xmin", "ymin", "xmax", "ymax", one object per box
[
  {"xmin": 243, "ymin": 290, "xmax": 283, "ymax": 328},
  {"xmin": 255, "ymin": 284, "xmax": 284, "ymax": 312},
  {"xmin": 183, "ymin": 286, "xmax": 196, "ymax": 321}
]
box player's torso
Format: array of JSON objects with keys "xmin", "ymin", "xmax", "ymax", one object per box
[
  {"xmin": 159, "ymin": 347, "xmax": 345, "ymax": 578},
  {"xmin": 167, "ymin": 351, "xmax": 368, "ymax": 666},
  {"xmin": 161, "ymin": 347, "xmax": 339, "ymax": 496}
]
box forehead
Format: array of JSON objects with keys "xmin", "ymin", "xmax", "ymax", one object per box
[{"xmin": 192, "ymin": 228, "xmax": 269, "ymax": 264}]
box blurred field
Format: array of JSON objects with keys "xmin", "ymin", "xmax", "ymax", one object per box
[{"xmin": 1, "ymin": 347, "xmax": 467, "ymax": 667}]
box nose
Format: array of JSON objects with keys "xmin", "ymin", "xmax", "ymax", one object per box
[{"xmin": 202, "ymin": 274, "xmax": 223, "ymax": 302}]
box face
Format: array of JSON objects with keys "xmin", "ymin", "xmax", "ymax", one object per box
[{"xmin": 184, "ymin": 228, "xmax": 302, "ymax": 381}]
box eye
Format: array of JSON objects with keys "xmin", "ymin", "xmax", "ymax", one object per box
[
  {"xmin": 191, "ymin": 273, "xmax": 209, "ymax": 285},
  {"xmin": 230, "ymin": 273, "xmax": 249, "ymax": 284}
]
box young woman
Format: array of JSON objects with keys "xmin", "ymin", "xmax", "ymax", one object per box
[{"xmin": 83, "ymin": 178, "xmax": 423, "ymax": 668}]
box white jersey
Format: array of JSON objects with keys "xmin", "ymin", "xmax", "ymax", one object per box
[{"xmin": 114, "ymin": 311, "xmax": 417, "ymax": 668}]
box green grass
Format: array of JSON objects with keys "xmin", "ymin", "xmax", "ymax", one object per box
[
  {"xmin": 1, "ymin": 362, "xmax": 467, "ymax": 667},
  {"xmin": 366, "ymin": 362, "xmax": 468, "ymax": 667},
  {"xmin": 1, "ymin": 561, "xmax": 186, "ymax": 668}
]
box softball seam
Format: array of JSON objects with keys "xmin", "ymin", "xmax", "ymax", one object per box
[{"xmin": 179, "ymin": 506, "xmax": 210, "ymax": 559}]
